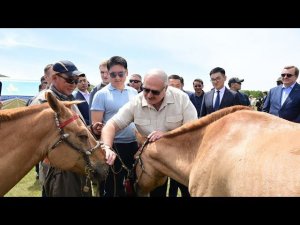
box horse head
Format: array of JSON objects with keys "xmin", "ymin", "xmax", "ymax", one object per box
[
  {"xmin": 45, "ymin": 91, "xmax": 109, "ymax": 181},
  {"xmin": 134, "ymin": 131, "xmax": 167, "ymax": 197}
]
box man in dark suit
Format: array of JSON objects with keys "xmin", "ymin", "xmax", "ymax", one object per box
[
  {"xmin": 263, "ymin": 65, "xmax": 300, "ymax": 123},
  {"xmin": 73, "ymin": 74, "xmax": 90, "ymax": 125},
  {"xmin": 228, "ymin": 77, "xmax": 250, "ymax": 106},
  {"xmin": 200, "ymin": 67, "xmax": 240, "ymax": 117}
]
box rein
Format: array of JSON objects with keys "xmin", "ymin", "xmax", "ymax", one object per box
[
  {"xmin": 133, "ymin": 138, "xmax": 150, "ymax": 186},
  {"xmin": 48, "ymin": 112, "xmax": 101, "ymax": 192}
]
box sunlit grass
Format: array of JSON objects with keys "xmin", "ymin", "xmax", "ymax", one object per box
[{"xmin": 5, "ymin": 168, "xmax": 41, "ymax": 197}]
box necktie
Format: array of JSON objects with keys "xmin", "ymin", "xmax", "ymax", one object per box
[{"xmin": 214, "ymin": 90, "xmax": 220, "ymax": 110}]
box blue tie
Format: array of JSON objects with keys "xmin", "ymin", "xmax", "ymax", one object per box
[{"xmin": 214, "ymin": 90, "xmax": 220, "ymax": 110}]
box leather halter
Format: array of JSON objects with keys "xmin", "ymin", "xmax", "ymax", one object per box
[{"xmin": 49, "ymin": 112, "xmax": 101, "ymax": 176}]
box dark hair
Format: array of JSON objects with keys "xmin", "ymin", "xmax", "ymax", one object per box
[
  {"xmin": 193, "ymin": 78, "xmax": 203, "ymax": 85},
  {"xmin": 209, "ymin": 67, "xmax": 225, "ymax": 76},
  {"xmin": 168, "ymin": 74, "xmax": 184, "ymax": 85},
  {"xmin": 107, "ymin": 56, "xmax": 127, "ymax": 70},
  {"xmin": 40, "ymin": 76, "xmax": 46, "ymax": 83}
]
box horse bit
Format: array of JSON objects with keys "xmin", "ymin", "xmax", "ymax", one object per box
[{"xmin": 48, "ymin": 112, "xmax": 102, "ymax": 192}]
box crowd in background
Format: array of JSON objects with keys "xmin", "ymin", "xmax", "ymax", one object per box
[{"xmin": 2, "ymin": 56, "xmax": 299, "ymax": 197}]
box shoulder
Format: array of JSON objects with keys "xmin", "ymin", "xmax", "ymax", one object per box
[
  {"xmin": 226, "ymin": 88, "xmax": 238, "ymax": 95},
  {"xmin": 125, "ymin": 86, "xmax": 139, "ymax": 95},
  {"xmin": 29, "ymin": 90, "xmax": 49, "ymax": 105}
]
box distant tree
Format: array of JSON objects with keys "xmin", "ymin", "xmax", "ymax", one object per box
[{"xmin": 241, "ymin": 90, "xmax": 263, "ymax": 99}]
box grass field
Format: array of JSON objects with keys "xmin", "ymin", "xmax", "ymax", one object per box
[{"xmin": 5, "ymin": 168, "xmax": 41, "ymax": 197}]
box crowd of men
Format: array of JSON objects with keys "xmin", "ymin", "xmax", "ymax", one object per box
[{"xmin": 2, "ymin": 56, "xmax": 299, "ymax": 197}]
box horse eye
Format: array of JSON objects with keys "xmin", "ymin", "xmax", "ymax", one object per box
[{"xmin": 78, "ymin": 134, "xmax": 88, "ymax": 142}]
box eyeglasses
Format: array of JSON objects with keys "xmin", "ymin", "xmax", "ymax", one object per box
[
  {"xmin": 129, "ymin": 80, "xmax": 141, "ymax": 83},
  {"xmin": 109, "ymin": 71, "xmax": 126, "ymax": 78},
  {"xmin": 143, "ymin": 86, "xmax": 166, "ymax": 96},
  {"xmin": 210, "ymin": 77, "xmax": 222, "ymax": 82},
  {"xmin": 281, "ymin": 73, "xmax": 294, "ymax": 78},
  {"xmin": 56, "ymin": 74, "xmax": 79, "ymax": 84}
]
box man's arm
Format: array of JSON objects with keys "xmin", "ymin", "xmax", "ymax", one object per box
[{"xmin": 101, "ymin": 120, "xmax": 120, "ymax": 147}]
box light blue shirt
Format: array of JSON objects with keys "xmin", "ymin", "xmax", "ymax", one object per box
[
  {"xmin": 91, "ymin": 83, "xmax": 138, "ymax": 143},
  {"xmin": 281, "ymin": 83, "xmax": 295, "ymax": 106}
]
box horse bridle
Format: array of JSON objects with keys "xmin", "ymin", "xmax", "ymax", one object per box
[
  {"xmin": 48, "ymin": 112, "xmax": 101, "ymax": 178},
  {"xmin": 132, "ymin": 138, "xmax": 150, "ymax": 187}
]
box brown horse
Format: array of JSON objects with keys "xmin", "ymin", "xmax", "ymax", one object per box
[
  {"xmin": 0, "ymin": 91, "xmax": 109, "ymax": 196},
  {"xmin": 135, "ymin": 105, "xmax": 300, "ymax": 196}
]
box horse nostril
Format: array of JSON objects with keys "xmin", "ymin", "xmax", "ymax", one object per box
[{"xmin": 94, "ymin": 162, "xmax": 109, "ymax": 181}]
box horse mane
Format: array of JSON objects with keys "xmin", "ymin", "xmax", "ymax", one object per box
[
  {"xmin": 164, "ymin": 105, "xmax": 252, "ymax": 138},
  {"xmin": 0, "ymin": 100, "xmax": 81, "ymax": 122}
]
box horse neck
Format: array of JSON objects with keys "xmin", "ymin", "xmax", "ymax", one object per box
[
  {"xmin": 0, "ymin": 107, "xmax": 57, "ymax": 196},
  {"xmin": 146, "ymin": 132, "xmax": 202, "ymax": 186}
]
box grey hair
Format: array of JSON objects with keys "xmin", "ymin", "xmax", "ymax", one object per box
[{"xmin": 144, "ymin": 69, "xmax": 168, "ymax": 86}]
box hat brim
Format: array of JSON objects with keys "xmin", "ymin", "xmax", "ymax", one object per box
[
  {"xmin": 239, "ymin": 79, "xmax": 244, "ymax": 82},
  {"xmin": 65, "ymin": 70, "xmax": 85, "ymax": 77}
]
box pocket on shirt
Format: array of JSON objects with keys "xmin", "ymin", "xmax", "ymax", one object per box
[
  {"xmin": 165, "ymin": 115, "xmax": 183, "ymax": 130},
  {"xmin": 134, "ymin": 118, "xmax": 151, "ymax": 126}
]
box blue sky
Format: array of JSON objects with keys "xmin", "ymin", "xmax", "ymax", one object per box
[{"xmin": 0, "ymin": 28, "xmax": 300, "ymax": 96}]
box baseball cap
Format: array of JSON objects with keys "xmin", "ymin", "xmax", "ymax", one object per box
[
  {"xmin": 276, "ymin": 76, "xmax": 282, "ymax": 82},
  {"xmin": 228, "ymin": 77, "xmax": 244, "ymax": 85},
  {"xmin": 53, "ymin": 60, "xmax": 85, "ymax": 77}
]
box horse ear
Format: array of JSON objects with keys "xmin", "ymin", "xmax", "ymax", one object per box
[
  {"xmin": 45, "ymin": 91, "xmax": 63, "ymax": 114},
  {"xmin": 135, "ymin": 129, "xmax": 147, "ymax": 147}
]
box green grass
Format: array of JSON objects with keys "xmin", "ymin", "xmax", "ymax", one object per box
[
  {"xmin": 2, "ymin": 99, "xmax": 26, "ymax": 109},
  {"xmin": 5, "ymin": 168, "xmax": 41, "ymax": 197}
]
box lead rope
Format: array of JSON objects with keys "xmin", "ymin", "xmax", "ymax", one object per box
[{"xmin": 109, "ymin": 144, "xmax": 132, "ymax": 197}]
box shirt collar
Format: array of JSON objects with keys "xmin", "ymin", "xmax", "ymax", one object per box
[
  {"xmin": 282, "ymin": 82, "xmax": 296, "ymax": 89},
  {"xmin": 215, "ymin": 86, "xmax": 226, "ymax": 94}
]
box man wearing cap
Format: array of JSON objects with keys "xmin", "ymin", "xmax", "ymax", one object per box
[
  {"xmin": 276, "ymin": 76, "xmax": 283, "ymax": 86},
  {"xmin": 228, "ymin": 77, "xmax": 250, "ymax": 106},
  {"xmin": 263, "ymin": 65, "xmax": 300, "ymax": 123},
  {"xmin": 200, "ymin": 67, "xmax": 240, "ymax": 117},
  {"xmin": 30, "ymin": 60, "xmax": 116, "ymax": 197}
]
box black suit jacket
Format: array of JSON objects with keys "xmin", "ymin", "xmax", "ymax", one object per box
[
  {"xmin": 200, "ymin": 87, "xmax": 241, "ymax": 117},
  {"xmin": 73, "ymin": 91, "xmax": 90, "ymax": 125}
]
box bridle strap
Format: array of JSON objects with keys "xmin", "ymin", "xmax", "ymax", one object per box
[{"xmin": 58, "ymin": 114, "xmax": 79, "ymax": 128}]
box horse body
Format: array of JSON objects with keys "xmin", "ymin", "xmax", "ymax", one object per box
[
  {"xmin": 136, "ymin": 106, "xmax": 300, "ymax": 196},
  {"xmin": 0, "ymin": 92, "xmax": 108, "ymax": 196}
]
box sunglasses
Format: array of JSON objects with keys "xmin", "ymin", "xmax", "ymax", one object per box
[
  {"xmin": 281, "ymin": 73, "xmax": 294, "ymax": 78},
  {"xmin": 110, "ymin": 71, "xmax": 126, "ymax": 78},
  {"xmin": 129, "ymin": 80, "xmax": 141, "ymax": 83},
  {"xmin": 56, "ymin": 74, "xmax": 79, "ymax": 84},
  {"xmin": 143, "ymin": 86, "xmax": 165, "ymax": 96}
]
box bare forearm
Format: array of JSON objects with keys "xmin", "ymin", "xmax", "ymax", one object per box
[{"xmin": 101, "ymin": 120, "xmax": 119, "ymax": 147}]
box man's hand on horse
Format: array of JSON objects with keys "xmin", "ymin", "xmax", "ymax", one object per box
[
  {"xmin": 100, "ymin": 143, "xmax": 117, "ymax": 166},
  {"xmin": 91, "ymin": 122, "xmax": 104, "ymax": 136},
  {"xmin": 148, "ymin": 130, "xmax": 165, "ymax": 142}
]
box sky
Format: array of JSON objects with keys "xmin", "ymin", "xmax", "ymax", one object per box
[{"xmin": 0, "ymin": 28, "xmax": 300, "ymax": 96}]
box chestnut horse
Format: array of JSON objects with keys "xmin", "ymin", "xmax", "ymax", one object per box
[
  {"xmin": 0, "ymin": 92, "xmax": 109, "ymax": 196},
  {"xmin": 135, "ymin": 105, "xmax": 300, "ymax": 196}
]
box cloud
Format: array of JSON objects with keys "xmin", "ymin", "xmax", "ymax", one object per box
[{"xmin": 5, "ymin": 83, "xmax": 19, "ymax": 94}]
